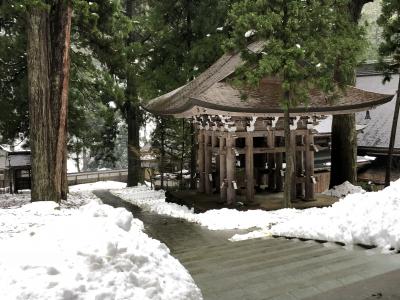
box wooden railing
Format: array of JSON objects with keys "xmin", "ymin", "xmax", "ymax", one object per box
[{"xmin": 67, "ymin": 169, "xmax": 128, "ymax": 186}]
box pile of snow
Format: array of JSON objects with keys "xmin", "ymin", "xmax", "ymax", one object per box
[
  {"xmin": 112, "ymin": 180, "xmax": 400, "ymax": 251},
  {"xmin": 272, "ymin": 180, "xmax": 400, "ymax": 251},
  {"xmin": 322, "ymin": 181, "xmax": 365, "ymax": 198},
  {"xmin": 69, "ymin": 180, "xmax": 126, "ymax": 192},
  {"xmin": 0, "ymin": 192, "xmax": 202, "ymax": 299},
  {"xmin": 113, "ymin": 186, "xmax": 196, "ymax": 221},
  {"xmin": 112, "ymin": 186, "xmax": 300, "ymax": 230},
  {"xmin": 196, "ymin": 208, "xmax": 299, "ymax": 231},
  {"xmin": 0, "ymin": 192, "xmax": 31, "ymax": 208}
]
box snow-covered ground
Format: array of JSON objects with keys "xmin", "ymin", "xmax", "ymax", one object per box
[
  {"xmin": 0, "ymin": 184, "xmax": 202, "ymax": 300},
  {"xmin": 111, "ymin": 180, "xmax": 400, "ymax": 252},
  {"xmin": 322, "ymin": 180, "xmax": 366, "ymax": 198}
]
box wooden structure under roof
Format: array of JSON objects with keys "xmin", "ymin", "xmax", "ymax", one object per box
[{"xmin": 145, "ymin": 42, "xmax": 393, "ymax": 205}]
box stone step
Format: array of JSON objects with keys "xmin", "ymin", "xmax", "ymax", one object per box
[
  {"xmin": 207, "ymin": 255, "xmax": 373, "ymax": 300},
  {"xmin": 174, "ymin": 236, "xmax": 276, "ymax": 256},
  {"xmin": 189, "ymin": 242, "xmax": 333, "ymax": 276},
  {"xmin": 195, "ymin": 248, "xmax": 357, "ymax": 295},
  {"xmin": 179, "ymin": 239, "xmax": 309, "ymax": 266}
]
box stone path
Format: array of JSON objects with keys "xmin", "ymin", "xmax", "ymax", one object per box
[{"xmin": 94, "ymin": 190, "xmax": 400, "ymax": 300}]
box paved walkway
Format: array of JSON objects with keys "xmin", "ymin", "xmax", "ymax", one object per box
[{"xmin": 94, "ymin": 190, "xmax": 400, "ymax": 300}]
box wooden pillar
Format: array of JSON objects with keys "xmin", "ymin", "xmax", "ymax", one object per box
[
  {"xmin": 198, "ymin": 129, "xmax": 205, "ymax": 193},
  {"xmin": 219, "ymin": 135, "xmax": 227, "ymax": 202},
  {"xmin": 204, "ymin": 131, "xmax": 212, "ymax": 195},
  {"xmin": 245, "ymin": 133, "xmax": 254, "ymax": 203},
  {"xmin": 290, "ymin": 131, "xmax": 297, "ymax": 200},
  {"xmin": 296, "ymin": 134, "xmax": 304, "ymax": 198},
  {"xmin": 226, "ymin": 134, "xmax": 236, "ymax": 205},
  {"xmin": 305, "ymin": 129, "xmax": 315, "ymax": 200},
  {"xmin": 267, "ymin": 131, "xmax": 276, "ymax": 191},
  {"xmin": 275, "ymin": 150, "xmax": 283, "ymax": 192},
  {"xmin": 214, "ymin": 133, "xmax": 220, "ymax": 192}
]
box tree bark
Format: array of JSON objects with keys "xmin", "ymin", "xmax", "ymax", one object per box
[
  {"xmin": 330, "ymin": 0, "xmax": 372, "ymax": 187},
  {"xmin": 126, "ymin": 99, "xmax": 141, "ymax": 186},
  {"xmin": 27, "ymin": 1, "xmax": 71, "ymax": 202},
  {"xmin": 385, "ymin": 77, "xmax": 400, "ymax": 187},
  {"xmin": 160, "ymin": 118, "xmax": 165, "ymax": 189},
  {"xmin": 330, "ymin": 114, "xmax": 357, "ymax": 187},
  {"xmin": 125, "ymin": 0, "xmax": 141, "ymax": 187}
]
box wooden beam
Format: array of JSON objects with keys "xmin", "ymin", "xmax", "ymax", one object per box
[
  {"xmin": 219, "ymin": 136, "xmax": 227, "ymax": 202},
  {"xmin": 226, "ymin": 134, "xmax": 236, "ymax": 205},
  {"xmin": 232, "ymin": 129, "xmax": 309, "ymax": 138},
  {"xmin": 245, "ymin": 133, "xmax": 254, "ymax": 203},
  {"xmin": 198, "ymin": 130, "xmax": 205, "ymax": 193}
]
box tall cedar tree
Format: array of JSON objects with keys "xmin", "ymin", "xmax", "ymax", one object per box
[
  {"xmin": 26, "ymin": 1, "xmax": 72, "ymax": 202},
  {"xmin": 378, "ymin": 0, "xmax": 400, "ymax": 186},
  {"xmin": 142, "ymin": 0, "xmax": 236, "ymax": 188},
  {"xmin": 1, "ymin": 1, "xmax": 128, "ymax": 173},
  {"xmin": 329, "ymin": 0, "xmax": 373, "ymax": 188},
  {"xmin": 228, "ymin": 0, "xmax": 363, "ymax": 207}
]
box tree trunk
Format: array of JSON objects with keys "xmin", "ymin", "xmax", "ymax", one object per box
[
  {"xmin": 126, "ymin": 100, "xmax": 141, "ymax": 187},
  {"xmin": 330, "ymin": 0, "xmax": 372, "ymax": 188},
  {"xmin": 385, "ymin": 77, "xmax": 400, "ymax": 187},
  {"xmin": 82, "ymin": 147, "xmax": 88, "ymax": 171},
  {"xmin": 160, "ymin": 118, "xmax": 165, "ymax": 189},
  {"xmin": 283, "ymin": 100, "xmax": 294, "ymax": 208},
  {"xmin": 26, "ymin": 1, "xmax": 72, "ymax": 202},
  {"xmin": 125, "ymin": 0, "xmax": 141, "ymax": 187},
  {"xmin": 330, "ymin": 114, "xmax": 357, "ymax": 187}
]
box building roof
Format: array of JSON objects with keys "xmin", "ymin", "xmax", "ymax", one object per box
[
  {"xmin": 144, "ymin": 42, "xmax": 393, "ymax": 117},
  {"xmin": 355, "ymin": 74, "xmax": 400, "ymax": 150}
]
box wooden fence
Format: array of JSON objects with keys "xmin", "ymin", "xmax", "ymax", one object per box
[{"xmin": 67, "ymin": 169, "xmax": 128, "ymax": 186}]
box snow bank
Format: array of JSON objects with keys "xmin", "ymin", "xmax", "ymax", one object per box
[
  {"xmin": 0, "ymin": 195, "xmax": 202, "ymax": 299},
  {"xmin": 0, "ymin": 192, "xmax": 31, "ymax": 208},
  {"xmin": 112, "ymin": 186, "xmax": 300, "ymax": 230},
  {"xmin": 112, "ymin": 180, "xmax": 400, "ymax": 251},
  {"xmin": 272, "ymin": 180, "xmax": 400, "ymax": 251},
  {"xmin": 197, "ymin": 208, "xmax": 299, "ymax": 230},
  {"xmin": 322, "ymin": 181, "xmax": 365, "ymax": 198},
  {"xmin": 69, "ymin": 180, "xmax": 126, "ymax": 192},
  {"xmin": 113, "ymin": 186, "xmax": 197, "ymax": 221}
]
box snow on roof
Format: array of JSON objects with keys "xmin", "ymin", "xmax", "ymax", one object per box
[
  {"xmin": 314, "ymin": 115, "xmax": 367, "ymax": 134},
  {"xmin": 355, "ymin": 74, "xmax": 399, "ymax": 149}
]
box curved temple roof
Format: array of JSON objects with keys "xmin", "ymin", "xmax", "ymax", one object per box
[{"xmin": 144, "ymin": 42, "xmax": 393, "ymax": 117}]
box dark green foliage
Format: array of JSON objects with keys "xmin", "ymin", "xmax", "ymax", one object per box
[
  {"xmin": 378, "ymin": 0, "xmax": 400, "ymax": 77},
  {"xmin": 0, "ymin": 1, "xmax": 28, "ymax": 143},
  {"xmin": 227, "ymin": 0, "xmax": 365, "ymax": 106},
  {"xmin": 151, "ymin": 116, "xmax": 191, "ymax": 171},
  {"xmin": 140, "ymin": 0, "xmax": 236, "ymax": 100}
]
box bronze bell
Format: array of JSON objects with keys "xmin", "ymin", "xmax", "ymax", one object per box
[{"xmin": 365, "ymin": 110, "xmax": 371, "ymax": 120}]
